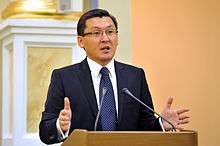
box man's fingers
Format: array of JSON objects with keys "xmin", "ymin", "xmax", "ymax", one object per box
[
  {"xmin": 179, "ymin": 115, "xmax": 190, "ymax": 120},
  {"xmin": 59, "ymin": 97, "xmax": 72, "ymax": 132},
  {"xmin": 59, "ymin": 120, "xmax": 70, "ymax": 132},
  {"xmin": 177, "ymin": 109, "xmax": 190, "ymax": 114},
  {"xmin": 59, "ymin": 115, "xmax": 71, "ymax": 121},
  {"xmin": 60, "ymin": 109, "xmax": 71, "ymax": 116},
  {"xmin": 175, "ymin": 125, "xmax": 184, "ymax": 131},
  {"xmin": 165, "ymin": 97, "xmax": 173, "ymax": 109},
  {"xmin": 59, "ymin": 111, "xmax": 71, "ymax": 132},
  {"xmin": 60, "ymin": 121, "xmax": 70, "ymax": 126},
  {"xmin": 64, "ymin": 97, "xmax": 71, "ymax": 110},
  {"xmin": 179, "ymin": 119, "xmax": 190, "ymax": 125}
]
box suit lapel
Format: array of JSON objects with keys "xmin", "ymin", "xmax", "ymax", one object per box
[
  {"xmin": 77, "ymin": 59, "xmax": 98, "ymax": 117},
  {"xmin": 115, "ymin": 61, "xmax": 128, "ymax": 126}
]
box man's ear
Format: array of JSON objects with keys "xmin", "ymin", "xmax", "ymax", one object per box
[{"xmin": 77, "ymin": 36, "xmax": 84, "ymax": 48}]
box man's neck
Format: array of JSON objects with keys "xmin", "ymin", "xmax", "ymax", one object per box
[{"xmin": 87, "ymin": 57, "xmax": 113, "ymax": 66}]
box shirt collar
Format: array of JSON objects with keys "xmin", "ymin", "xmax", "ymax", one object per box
[{"xmin": 87, "ymin": 57, "xmax": 115, "ymax": 78}]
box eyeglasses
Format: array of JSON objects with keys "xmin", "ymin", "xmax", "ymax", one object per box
[{"xmin": 82, "ymin": 29, "xmax": 118, "ymax": 38}]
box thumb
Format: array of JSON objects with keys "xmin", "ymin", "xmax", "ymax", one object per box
[
  {"xmin": 64, "ymin": 97, "xmax": 71, "ymax": 110},
  {"xmin": 165, "ymin": 97, "xmax": 173, "ymax": 109}
]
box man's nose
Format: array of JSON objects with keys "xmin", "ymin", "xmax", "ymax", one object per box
[{"xmin": 100, "ymin": 31, "xmax": 110, "ymax": 41}]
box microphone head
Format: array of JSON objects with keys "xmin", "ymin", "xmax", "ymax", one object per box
[
  {"xmin": 122, "ymin": 88, "xmax": 128, "ymax": 93},
  {"xmin": 122, "ymin": 88, "xmax": 135, "ymax": 98}
]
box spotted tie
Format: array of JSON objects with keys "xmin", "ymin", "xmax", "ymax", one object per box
[{"xmin": 99, "ymin": 67, "xmax": 117, "ymax": 131}]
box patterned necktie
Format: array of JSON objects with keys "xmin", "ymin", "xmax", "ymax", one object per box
[{"xmin": 99, "ymin": 67, "xmax": 117, "ymax": 131}]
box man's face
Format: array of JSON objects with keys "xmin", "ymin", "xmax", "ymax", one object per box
[{"xmin": 77, "ymin": 16, "xmax": 118, "ymax": 66}]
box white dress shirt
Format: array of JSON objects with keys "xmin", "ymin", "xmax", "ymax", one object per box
[{"xmin": 87, "ymin": 57, "xmax": 119, "ymax": 115}]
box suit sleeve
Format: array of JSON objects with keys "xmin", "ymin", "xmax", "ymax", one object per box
[
  {"xmin": 138, "ymin": 68, "xmax": 162, "ymax": 131},
  {"xmin": 39, "ymin": 69, "xmax": 65, "ymax": 144}
]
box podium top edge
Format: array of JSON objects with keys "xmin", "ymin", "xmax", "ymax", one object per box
[{"xmin": 73, "ymin": 129, "xmax": 197, "ymax": 134}]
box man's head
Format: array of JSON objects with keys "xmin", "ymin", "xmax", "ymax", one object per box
[
  {"xmin": 77, "ymin": 9, "xmax": 119, "ymax": 66},
  {"xmin": 77, "ymin": 9, "xmax": 118, "ymax": 36}
]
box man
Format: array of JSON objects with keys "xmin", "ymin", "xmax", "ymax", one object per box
[{"xmin": 39, "ymin": 9, "xmax": 189, "ymax": 144}]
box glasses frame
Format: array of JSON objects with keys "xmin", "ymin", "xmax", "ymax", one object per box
[{"xmin": 82, "ymin": 29, "xmax": 118, "ymax": 38}]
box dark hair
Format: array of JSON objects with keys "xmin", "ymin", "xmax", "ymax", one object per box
[{"xmin": 77, "ymin": 9, "xmax": 118, "ymax": 36}]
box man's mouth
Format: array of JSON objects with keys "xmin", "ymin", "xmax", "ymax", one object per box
[{"xmin": 100, "ymin": 46, "xmax": 110, "ymax": 51}]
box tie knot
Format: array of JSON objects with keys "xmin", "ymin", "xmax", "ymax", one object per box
[{"xmin": 100, "ymin": 67, "xmax": 109, "ymax": 76}]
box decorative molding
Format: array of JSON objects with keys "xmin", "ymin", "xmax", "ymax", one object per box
[
  {"xmin": 1, "ymin": 0, "xmax": 83, "ymax": 20},
  {"xmin": 58, "ymin": 0, "xmax": 83, "ymax": 12}
]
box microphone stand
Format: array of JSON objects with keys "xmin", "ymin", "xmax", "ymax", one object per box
[
  {"xmin": 122, "ymin": 88, "xmax": 176, "ymax": 132},
  {"xmin": 94, "ymin": 87, "xmax": 108, "ymax": 131}
]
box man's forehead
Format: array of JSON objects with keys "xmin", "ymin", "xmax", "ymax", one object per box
[{"xmin": 85, "ymin": 17, "xmax": 115, "ymax": 29}]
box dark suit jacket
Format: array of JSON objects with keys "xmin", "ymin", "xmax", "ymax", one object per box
[{"xmin": 39, "ymin": 58, "xmax": 162, "ymax": 144}]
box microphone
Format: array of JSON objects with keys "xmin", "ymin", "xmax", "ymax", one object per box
[
  {"xmin": 94, "ymin": 87, "xmax": 108, "ymax": 131},
  {"xmin": 122, "ymin": 88, "xmax": 176, "ymax": 131}
]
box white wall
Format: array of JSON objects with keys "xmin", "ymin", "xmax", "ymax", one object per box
[{"xmin": 98, "ymin": 0, "xmax": 132, "ymax": 63}]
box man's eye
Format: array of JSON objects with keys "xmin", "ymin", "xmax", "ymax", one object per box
[
  {"xmin": 107, "ymin": 30, "xmax": 116, "ymax": 35},
  {"xmin": 108, "ymin": 30, "xmax": 114, "ymax": 33},
  {"xmin": 93, "ymin": 31, "xmax": 101, "ymax": 35}
]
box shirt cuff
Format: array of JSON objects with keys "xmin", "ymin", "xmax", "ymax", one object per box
[
  {"xmin": 56, "ymin": 118, "xmax": 69, "ymax": 140},
  {"xmin": 159, "ymin": 117, "xmax": 166, "ymax": 132}
]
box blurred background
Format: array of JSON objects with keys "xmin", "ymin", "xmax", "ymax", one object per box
[{"xmin": 0, "ymin": 0, "xmax": 219, "ymax": 146}]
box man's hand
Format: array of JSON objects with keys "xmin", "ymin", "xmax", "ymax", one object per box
[
  {"xmin": 161, "ymin": 97, "xmax": 190, "ymax": 131},
  {"xmin": 59, "ymin": 97, "xmax": 72, "ymax": 132}
]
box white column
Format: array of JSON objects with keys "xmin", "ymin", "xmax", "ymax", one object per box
[{"xmin": 0, "ymin": 19, "xmax": 85, "ymax": 146}]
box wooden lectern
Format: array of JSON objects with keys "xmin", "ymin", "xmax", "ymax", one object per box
[{"xmin": 62, "ymin": 129, "xmax": 197, "ymax": 146}]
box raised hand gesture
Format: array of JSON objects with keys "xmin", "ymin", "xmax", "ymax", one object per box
[
  {"xmin": 58, "ymin": 97, "xmax": 72, "ymax": 132},
  {"xmin": 161, "ymin": 97, "xmax": 190, "ymax": 131}
]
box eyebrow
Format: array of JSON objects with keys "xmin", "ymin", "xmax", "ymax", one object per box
[{"xmin": 91, "ymin": 25, "xmax": 115, "ymax": 30}]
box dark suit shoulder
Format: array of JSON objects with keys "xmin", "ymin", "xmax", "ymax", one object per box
[
  {"xmin": 55, "ymin": 63, "xmax": 80, "ymax": 72},
  {"xmin": 115, "ymin": 61, "xmax": 144, "ymax": 72},
  {"xmin": 53, "ymin": 59, "xmax": 88, "ymax": 74}
]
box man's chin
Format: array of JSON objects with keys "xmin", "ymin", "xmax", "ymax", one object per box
[
  {"xmin": 100, "ymin": 54, "xmax": 113, "ymax": 60},
  {"xmin": 99, "ymin": 56, "xmax": 113, "ymax": 64}
]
